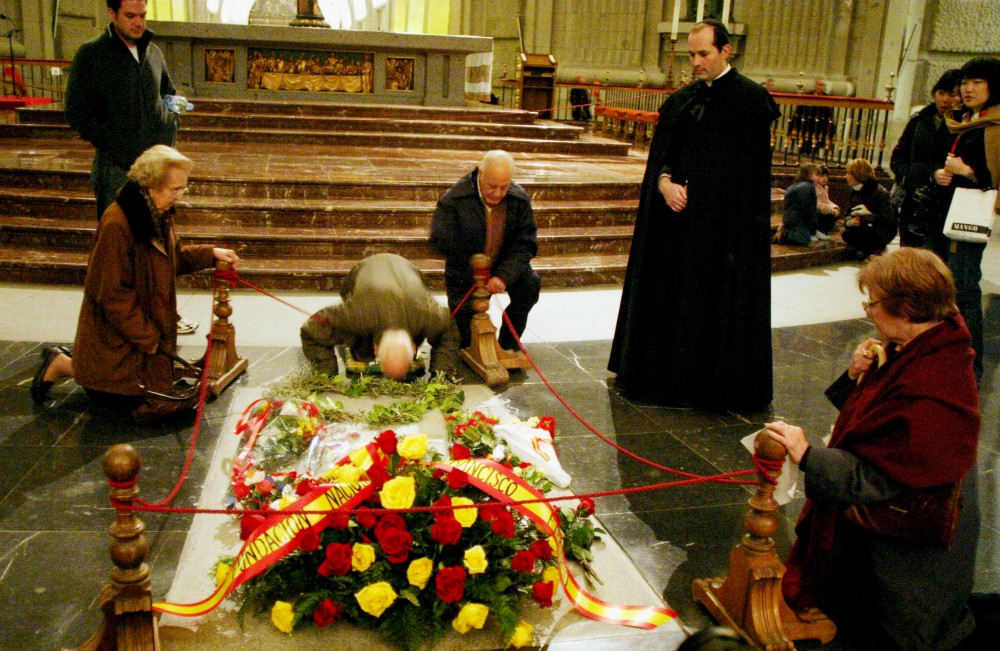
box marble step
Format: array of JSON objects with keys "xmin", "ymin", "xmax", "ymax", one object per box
[
  {"xmin": 0, "ymin": 189, "xmax": 640, "ymax": 228},
  {"xmin": 0, "ymin": 170, "xmax": 643, "ymax": 202},
  {"xmin": 16, "ymin": 99, "xmax": 540, "ymax": 124},
  {"xmin": 18, "ymin": 109, "xmax": 583, "ymax": 140},
  {"xmin": 0, "ymin": 216, "xmax": 634, "ymax": 258},
  {"xmin": 0, "ymin": 123, "xmax": 632, "ymax": 156},
  {"xmin": 0, "ymin": 247, "xmax": 631, "ymax": 290}
]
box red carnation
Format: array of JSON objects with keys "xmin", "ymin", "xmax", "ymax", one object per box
[
  {"xmin": 431, "ymin": 515, "xmax": 462, "ymax": 546},
  {"xmin": 578, "ymin": 497, "xmax": 595, "ymax": 517},
  {"xmin": 376, "ymin": 429, "xmax": 398, "ymax": 455},
  {"xmin": 327, "ymin": 512, "xmax": 350, "ymax": 530},
  {"xmin": 379, "ymin": 527, "xmax": 413, "ymax": 564},
  {"xmin": 312, "ymin": 598, "xmax": 343, "ymax": 628},
  {"xmin": 537, "ymin": 415, "xmax": 557, "ymax": 438},
  {"xmin": 490, "ymin": 508, "xmax": 516, "ymax": 538},
  {"xmin": 355, "ymin": 509, "xmax": 378, "ymax": 529},
  {"xmin": 447, "ymin": 468, "xmax": 469, "ymax": 490},
  {"xmin": 451, "ymin": 442, "xmax": 472, "ymax": 460},
  {"xmin": 239, "ymin": 513, "xmax": 267, "ymax": 541},
  {"xmin": 532, "ymin": 580, "xmax": 554, "ymax": 608},
  {"xmin": 318, "ymin": 542, "xmax": 353, "ymax": 576},
  {"xmin": 511, "ymin": 550, "xmax": 536, "ymax": 573},
  {"xmin": 530, "ymin": 539, "xmax": 553, "ymax": 561},
  {"xmin": 435, "ymin": 566, "xmax": 467, "ymax": 603},
  {"xmin": 299, "ymin": 528, "xmax": 321, "ymax": 552},
  {"xmin": 375, "ymin": 512, "xmax": 408, "ymax": 541}
]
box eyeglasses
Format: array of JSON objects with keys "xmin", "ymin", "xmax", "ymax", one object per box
[{"xmin": 862, "ymin": 300, "xmax": 882, "ymax": 312}]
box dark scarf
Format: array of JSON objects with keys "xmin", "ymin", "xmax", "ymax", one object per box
[{"xmin": 115, "ymin": 180, "xmax": 171, "ymax": 248}]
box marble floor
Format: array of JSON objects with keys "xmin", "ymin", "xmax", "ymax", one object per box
[{"xmin": 1, "ymin": 249, "xmax": 999, "ymax": 650}]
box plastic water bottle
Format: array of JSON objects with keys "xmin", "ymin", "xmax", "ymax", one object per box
[{"xmin": 163, "ymin": 94, "xmax": 194, "ymax": 114}]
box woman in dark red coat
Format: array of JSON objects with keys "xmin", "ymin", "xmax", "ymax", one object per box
[
  {"xmin": 767, "ymin": 248, "xmax": 980, "ymax": 650},
  {"xmin": 31, "ymin": 145, "xmax": 239, "ymax": 423}
]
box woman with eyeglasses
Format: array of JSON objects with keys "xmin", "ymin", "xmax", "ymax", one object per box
[
  {"xmin": 31, "ymin": 145, "xmax": 239, "ymax": 423},
  {"xmin": 766, "ymin": 247, "xmax": 980, "ymax": 650}
]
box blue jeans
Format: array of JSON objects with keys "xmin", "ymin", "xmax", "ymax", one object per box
[
  {"xmin": 928, "ymin": 233, "xmax": 986, "ymax": 381},
  {"xmin": 90, "ymin": 152, "xmax": 129, "ymax": 220}
]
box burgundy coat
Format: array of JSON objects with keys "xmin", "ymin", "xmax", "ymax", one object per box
[{"xmin": 74, "ymin": 181, "xmax": 215, "ymax": 396}]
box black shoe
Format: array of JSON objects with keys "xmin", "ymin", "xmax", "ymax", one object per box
[{"xmin": 31, "ymin": 346, "xmax": 65, "ymax": 404}]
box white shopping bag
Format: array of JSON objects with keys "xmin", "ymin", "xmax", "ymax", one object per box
[
  {"xmin": 741, "ymin": 429, "xmax": 797, "ymax": 506},
  {"xmin": 493, "ymin": 422, "xmax": 572, "ymax": 488}
]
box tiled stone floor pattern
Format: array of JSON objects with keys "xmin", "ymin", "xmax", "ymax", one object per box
[{"xmin": 1, "ymin": 298, "xmax": 998, "ymax": 649}]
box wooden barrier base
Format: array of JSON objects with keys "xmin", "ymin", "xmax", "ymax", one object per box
[{"xmin": 460, "ymin": 314, "xmax": 531, "ymax": 386}]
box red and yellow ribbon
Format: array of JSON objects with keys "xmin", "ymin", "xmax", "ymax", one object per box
[{"xmin": 435, "ymin": 457, "xmax": 677, "ymax": 629}]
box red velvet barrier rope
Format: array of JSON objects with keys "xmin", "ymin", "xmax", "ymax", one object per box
[{"xmin": 113, "ymin": 268, "xmax": 787, "ymax": 516}]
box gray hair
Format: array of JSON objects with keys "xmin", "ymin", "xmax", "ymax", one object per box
[
  {"xmin": 127, "ymin": 145, "xmax": 193, "ymax": 188},
  {"xmin": 479, "ymin": 150, "xmax": 515, "ymax": 175}
]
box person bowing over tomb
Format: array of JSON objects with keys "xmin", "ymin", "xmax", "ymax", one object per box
[
  {"xmin": 430, "ymin": 150, "xmax": 540, "ymax": 352},
  {"xmin": 30, "ymin": 145, "xmax": 240, "ymax": 424},
  {"xmin": 766, "ymin": 247, "xmax": 980, "ymax": 651},
  {"xmin": 300, "ymin": 253, "xmax": 460, "ymax": 380}
]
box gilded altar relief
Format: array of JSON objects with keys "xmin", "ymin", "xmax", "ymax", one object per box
[
  {"xmin": 385, "ymin": 57, "xmax": 415, "ymax": 91},
  {"xmin": 205, "ymin": 49, "xmax": 236, "ymax": 84},
  {"xmin": 248, "ymin": 48, "xmax": 374, "ymax": 93}
]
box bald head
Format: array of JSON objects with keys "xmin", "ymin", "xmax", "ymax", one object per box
[
  {"xmin": 478, "ymin": 150, "xmax": 514, "ymax": 208},
  {"xmin": 376, "ymin": 329, "xmax": 416, "ymax": 380}
]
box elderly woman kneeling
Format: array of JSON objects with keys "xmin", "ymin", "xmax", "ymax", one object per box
[
  {"xmin": 767, "ymin": 247, "xmax": 979, "ymax": 650},
  {"xmin": 31, "ymin": 145, "xmax": 240, "ymax": 423}
]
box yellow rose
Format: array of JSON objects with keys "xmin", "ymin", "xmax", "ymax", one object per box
[
  {"xmin": 463, "ymin": 545, "xmax": 489, "ymax": 574},
  {"xmin": 270, "ymin": 600, "xmax": 295, "ymax": 633},
  {"xmin": 337, "ymin": 464, "xmax": 365, "ymax": 484},
  {"xmin": 355, "ymin": 581, "xmax": 398, "ymax": 618},
  {"xmin": 407, "ymin": 557, "xmax": 434, "ymax": 590},
  {"xmin": 352, "ymin": 543, "xmax": 376, "ymax": 572},
  {"xmin": 452, "ymin": 602, "xmax": 489, "ymax": 634},
  {"xmin": 508, "ymin": 621, "xmax": 534, "ymax": 648},
  {"xmin": 452, "ymin": 497, "xmax": 478, "ymax": 528},
  {"xmin": 542, "ymin": 565, "xmax": 560, "ymax": 586},
  {"xmin": 397, "ymin": 434, "xmax": 429, "ymax": 460},
  {"xmin": 214, "ymin": 562, "xmax": 232, "ymax": 588},
  {"xmin": 380, "ymin": 476, "xmax": 416, "ymax": 510}
]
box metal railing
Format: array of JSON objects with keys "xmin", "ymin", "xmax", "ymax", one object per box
[
  {"xmin": 1, "ymin": 58, "xmax": 71, "ymax": 102},
  {"xmin": 498, "ymin": 79, "xmax": 895, "ymax": 169}
]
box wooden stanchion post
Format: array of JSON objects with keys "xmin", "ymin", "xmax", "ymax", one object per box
[
  {"xmin": 204, "ymin": 260, "xmax": 248, "ymax": 397},
  {"xmin": 73, "ymin": 444, "xmax": 160, "ymax": 651},
  {"xmin": 459, "ymin": 253, "xmax": 531, "ymax": 386},
  {"xmin": 692, "ymin": 431, "xmax": 836, "ymax": 650}
]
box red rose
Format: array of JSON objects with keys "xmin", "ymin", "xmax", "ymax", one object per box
[
  {"xmin": 318, "ymin": 542, "xmax": 353, "ymax": 576},
  {"xmin": 431, "ymin": 515, "xmax": 462, "ymax": 546},
  {"xmin": 578, "ymin": 498, "xmax": 595, "ymax": 517},
  {"xmin": 365, "ymin": 463, "xmax": 390, "ymax": 491},
  {"xmin": 239, "ymin": 513, "xmax": 267, "ymax": 541},
  {"xmin": 530, "ymin": 539, "xmax": 553, "ymax": 561},
  {"xmin": 532, "ymin": 580, "xmax": 554, "ymax": 608},
  {"xmin": 312, "ymin": 598, "xmax": 343, "ymax": 627},
  {"xmin": 355, "ymin": 509, "xmax": 378, "ymax": 529},
  {"xmin": 432, "ymin": 495, "xmax": 453, "ymax": 517},
  {"xmin": 511, "ymin": 550, "xmax": 536, "ymax": 573},
  {"xmin": 327, "ymin": 512, "xmax": 350, "ymax": 530},
  {"xmin": 256, "ymin": 478, "xmax": 274, "ymax": 495},
  {"xmin": 375, "ymin": 512, "xmax": 408, "ymax": 542},
  {"xmin": 379, "ymin": 527, "xmax": 413, "ymax": 564},
  {"xmin": 447, "ymin": 468, "xmax": 469, "ymax": 490},
  {"xmin": 538, "ymin": 416, "xmax": 557, "ymax": 438},
  {"xmin": 295, "ymin": 479, "xmax": 316, "ymax": 496},
  {"xmin": 451, "ymin": 443, "xmax": 472, "ymax": 460},
  {"xmin": 490, "ymin": 508, "xmax": 516, "ymax": 538},
  {"xmin": 376, "ymin": 430, "xmax": 398, "ymax": 455},
  {"xmin": 299, "ymin": 528, "xmax": 321, "ymax": 552},
  {"xmin": 432, "ymin": 468, "xmax": 445, "ymax": 480},
  {"xmin": 479, "ymin": 502, "xmax": 501, "ymax": 522},
  {"xmin": 232, "ymin": 479, "xmax": 250, "ymax": 499},
  {"xmin": 435, "ymin": 566, "xmax": 467, "ymax": 603}
]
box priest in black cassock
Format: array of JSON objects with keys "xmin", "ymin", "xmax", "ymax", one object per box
[{"xmin": 608, "ymin": 19, "xmax": 780, "ymax": 410}]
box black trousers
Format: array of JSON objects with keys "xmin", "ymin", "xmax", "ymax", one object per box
[{"xmin": 447, "ymin": 270, "xmax": 541, "ymax": 350}]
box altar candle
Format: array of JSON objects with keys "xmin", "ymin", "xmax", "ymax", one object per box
[
  {"xmin": 696, "ymin": 0, "xmax": 705, "ymax": 23},
  {"xmin": 670, "ymin": 0, "xmax": 681, "ymax": 39},
  {"xmin": 722, "ymin": 0, "xmax": 731, "ymax": 24}
]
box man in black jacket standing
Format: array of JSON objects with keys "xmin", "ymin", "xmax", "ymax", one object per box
[
  {"xmin": 430, "ymin": 150, "xmax": 540, "ymax": 351},
  {"xmin": 65, "ymin": 0, "xmax": 178, "ymax": 221}
]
